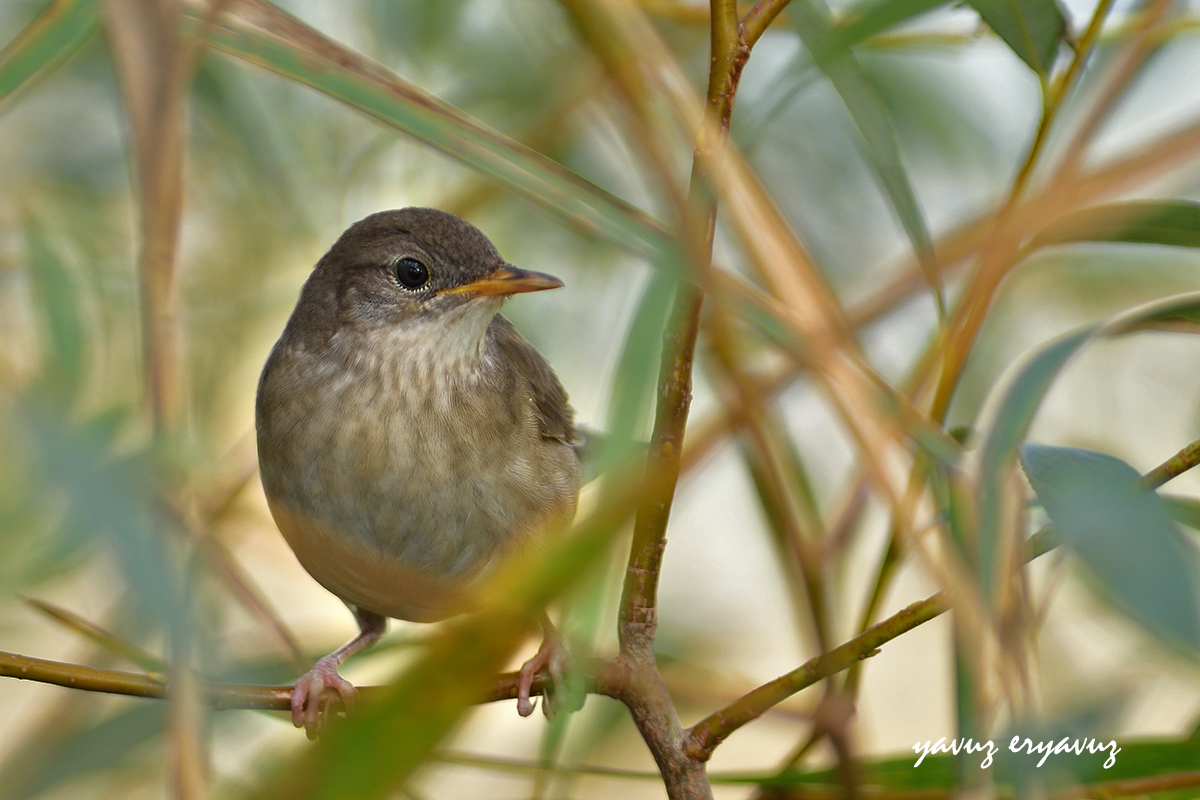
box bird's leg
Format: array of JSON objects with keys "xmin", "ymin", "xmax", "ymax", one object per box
[
  {"xmin": 292, "ymin": 607, "xmax": 387, "ymax": 739},
  {"xmin": 517, "ymin": 612, "xmax": 572, "ymax": 719}
]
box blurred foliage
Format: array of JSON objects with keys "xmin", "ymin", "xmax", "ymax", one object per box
[{"xmin": 4, "ymin": 0, "xmax": 1200, "ymax": 798}]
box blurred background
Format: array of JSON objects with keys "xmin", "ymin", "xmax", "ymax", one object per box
[{"xmin": 3, "ymin": 0, "xmax": 1200, "ymax": 797}]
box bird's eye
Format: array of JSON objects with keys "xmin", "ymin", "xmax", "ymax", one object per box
[{"xmin": 394, "ymin": 257, "xmax": 430, "ymax": 290}]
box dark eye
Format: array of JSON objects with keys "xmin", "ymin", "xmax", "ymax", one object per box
[{"xmin": 395, "ymin": 257, "xmax": 430, "ymax": 290}]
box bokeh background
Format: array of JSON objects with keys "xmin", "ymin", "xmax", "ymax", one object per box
[{"xmin": 4, "ymin": 0, "xmax": 1200, "ymax": 797}]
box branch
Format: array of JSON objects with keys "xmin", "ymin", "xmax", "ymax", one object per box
[
  {"xmin": 0, "ymin": 649, "xmax": 626, "ymax": 711},
  {"xmin": 617, "ymin": 282, "xmax": 704, "ymax": 636},
  {"xmin": 607, "ymin": 0, "xmax": 746, "ymax": 793},
  {"xmin": 684, "ymin": 591, "xmax": 950, "ymax": 760},
  {"xmin": 740, "ymin": 0, "xmax": 790, "ymax": 47},
  {"xmin": 617, "ymin": 0, "xmax": 746, "ymax": 640},
  {"xmin": 1142, "ymin": 436, "xmax": 1200, "ymax": 489},
  {"xmin": 556, "ymin": 2, "xmax": 759, "ymax": 796},
  {"xmin": 1052, "ymin": 0, "xmax": 1172, "ymax": 182}
]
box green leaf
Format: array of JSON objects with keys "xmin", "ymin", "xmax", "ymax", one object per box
[
  {"xmin": 737, "ymin": 0, "xmax": 954, "ymax": 153},
  {"xmin": 1163, "ymin": 494, "xmax": 1200, "ymax": 532},
  {"xmin": 996, "ymin": 707, "xmax": 1123, "ymax": 790},
  {"xmin": 600, "ymin": 263, "xmax": 682, "ymax": 471},
  {"xmin": 1107, "ymin": 293, "xmax": 1200, "ymax": 337},
  {"xmin": 1020, "ymin": 443, "xmax": 1200, "ymax": 651},
  {"xmin": 966, "ymin": 0, "xmax": 1065, "ymax": 76},
  {"xmin": 23, "ymin": 406, "xmax": 181, "ymax": 629},
  {"xmin": 1031, "ymin": 200, "xmax": 1200, "ymax": 250},
  {"xmin": 737, "ymin": 735, "xmax": 1200, "ymax": 789},
  {"xmin": 976, "ymin": 329, "xmax": 1092, "ymax": 597},
  {"xmin": 831, "ymin": 0, "xmax": 954, "ymax": 53},
  {"xmin": 0, "ymin": 0, "xmax": 100, "ymax": 114},
  {"xmin": 974, "ymin": 292, "xmax": 1200, "ymax": 601},
  {"xmin": 787, "ymin": 0, "xmax": 939, "ymax": 307},
  {"xmin": 186, "ymin": 1, "xmax": 671, "ymax": 263},
  {"xmin": 25, "ymin": 218, "xmax": 85, "ymax": 399}
]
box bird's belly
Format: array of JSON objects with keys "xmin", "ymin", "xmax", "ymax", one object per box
[
  {"xmin": 258, "ymin": 377, "xmax": 577, "ymax": 621},
  {"xmin": 266, "ymin": 496, "xmax": 470, "ymax": 622}
]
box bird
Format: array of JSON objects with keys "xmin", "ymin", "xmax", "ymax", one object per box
[{"xmin": 255, "ymin": 208, "xmax": 581, "ymax": 737}]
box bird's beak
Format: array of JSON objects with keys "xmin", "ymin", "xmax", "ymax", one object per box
[{"xmin": 440, "ymin": 265, "xmax": 564, "ymax": 297}]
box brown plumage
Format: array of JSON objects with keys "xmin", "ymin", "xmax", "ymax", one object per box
[{"xmin": 256, "ymin": 208, "xmax": 580, "ymax": 735}]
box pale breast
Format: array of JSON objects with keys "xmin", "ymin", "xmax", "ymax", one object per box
[{"xmin": 256, "ymin": 310, "xmax": 579, "ymax": 621}]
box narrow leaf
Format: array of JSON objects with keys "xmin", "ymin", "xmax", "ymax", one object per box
[
  {"xmin": 1162, "ymin": 494, "xmax": 1200, "ymax": 532},
  {"xmin": 602, "ymin": 264, "xmax": 682, "ymax": 470},
  {"xmin": 25, "ymin": 219, "xmax": 86, "ymax": 399},
  {"xmin": 976, "ymin": 329, "xmax": 1092, "ymax": 597},
  {"xmin": 787, "ymin": 0, "xmax": 939, "ymax": 309},
  {"xmin": 966, "ymin": 0, "xmax": 1065, "ymax": 76},
  {"xmin": 749, "ymin": 735, "xmax": 1200, "ymax": 789},
  {"xmin": 24, "ymin": 406, "xmax": 182, "ymax": 628},
  {"xmin": 1031, "ymin": 200, "xmax": 1200, "ymax": 250},
  {"xmin": 0, "ymin": 0, "xmax": 100, "ymax": 114},
  {"xmin": 831, "ymin": 0, "xmax": 953, "ymax": 53},
  {"xmin": 738, "ymin": 0, "xmax": 953, "ymax": 152},
  {"xmin": 1107, "ymin": 293, "xmax": 1200, "ymax": 337},
  {"xmin": 187, "ymin": 0, "xmax": 671, "ymax": 263},
  {"xmin": 21, "ymin": 596, "xmax": 166, "ymax": 673},
  {"xmin": 1021, "ymin": 443, "xmax": 1200, "ymax": 650}
]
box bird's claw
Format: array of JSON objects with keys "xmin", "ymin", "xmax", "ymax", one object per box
[
  {"xmin": 516, "ymin": 633, "xmax": 580, "ymax": 720},
  {"xmin": 291, "ymin": 656, "xmax": 356, "ymax": 739}
]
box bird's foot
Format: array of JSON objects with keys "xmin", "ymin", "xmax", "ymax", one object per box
[
  {"xmin": 291, "ymin": 655, "xmax": 356, "ymax": 739},
  {"xmin": 516, "ymin": 627, "xmax": 581, "ymax": 720}
]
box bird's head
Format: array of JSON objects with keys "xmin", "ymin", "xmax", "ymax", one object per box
[{"xmin": 293, "ymin": 208, "xmax": 562, "ymax": 341}]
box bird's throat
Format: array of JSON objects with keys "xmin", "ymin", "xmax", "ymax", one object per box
[{"xmin": 336, "ymin": 296, "xmax": 503, "ymax": 390}]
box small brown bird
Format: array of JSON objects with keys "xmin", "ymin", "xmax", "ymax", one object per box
[{"xmin": 256, "ymin": 208, "xmax": 580, "ymax": 736}]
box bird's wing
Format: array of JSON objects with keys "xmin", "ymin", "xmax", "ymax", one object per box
[{"xmin": 490, "ymin": 315, "xmax": 578, "ymax": 446}]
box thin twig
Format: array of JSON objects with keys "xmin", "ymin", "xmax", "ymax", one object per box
[
  {"xmin": 684, "ymin": 592, "xmax": 950, "ymax": 760},
  {"xmin": 21, "ymin": 596, "xmax": 167, "ymax": 673},
  {"xmin": 741, "ymin": 0, "xmax": 791, "ymax": 46},
  {"xmin": 555, "ymin": 0, "xmax": 760, "ymax": 795},
  {"xmin": 1053, "ymin": 0, "xmax": 1173, "ymax": 182},
  {"xmin": 1141, "ymin": 436, "xmax": 1200, "ymax": 489}
]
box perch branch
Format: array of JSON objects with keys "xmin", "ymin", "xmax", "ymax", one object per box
[
  {"xmin": 0, "ymin": 650, "xmax": 625, "ymax": 712},
  {"xmin": 0, "ymin": 588, "xmax": 948, "ymax": 754},
  {"xmin": 684, "ymin": 591, "xmax": 950, "ymax": 760}
]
